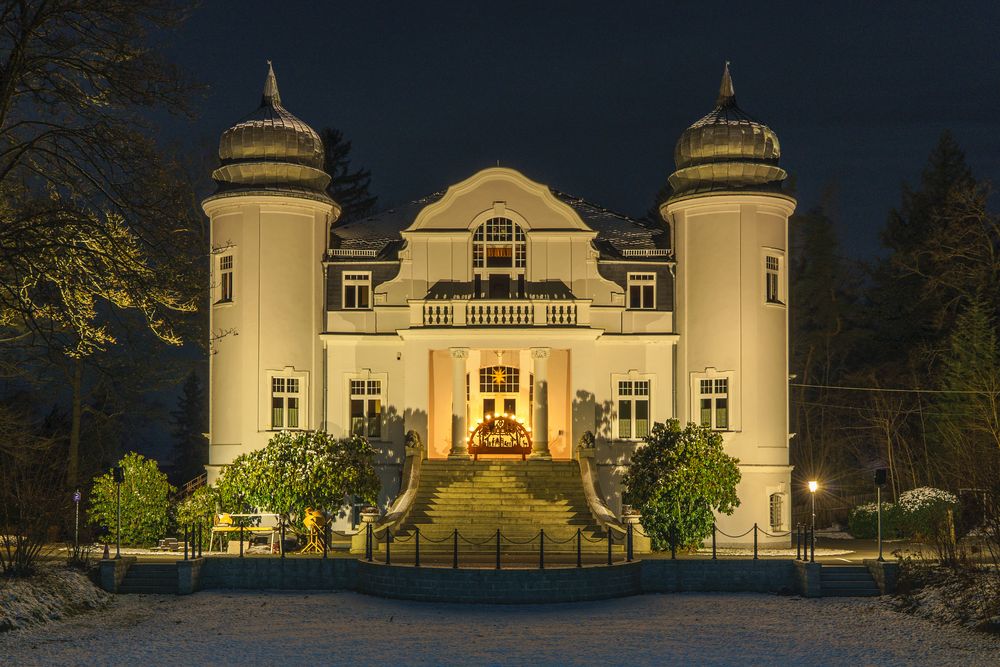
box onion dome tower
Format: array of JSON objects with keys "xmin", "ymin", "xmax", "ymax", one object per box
[
  {"xmin": 202, "ymin": 63, "xmax": 338, "ymax": 483},
  {"xmin": 661, "ymin": 63, "xmax": 796, "ymax": 545},
  {"xmin": 668, "ymin": 63, "xmax": 787, "ymax": 199}
]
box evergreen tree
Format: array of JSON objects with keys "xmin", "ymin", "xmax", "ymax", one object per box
[
  {"xmin": 321, "ymin": 127, "xmax": 377, "ymax": 223},
  {"xmin": 169, "ymin": 372, "xmax": 207, "ymax": 485}
]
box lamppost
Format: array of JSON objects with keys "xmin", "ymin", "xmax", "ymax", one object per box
[
  {"xmin": 875, "ymin": 468, "xmax": 887, "ymax": 562},
  {"xmin": 112, "ymin": 465, "xmax": 125, "ymax": 559},
  {"xmin": 72, "ymin": 489, "xmax": 81, "ymax": 552},
  {"xmin": 808, "ymin": 480, "xmax": 818, "ymax": 562}
]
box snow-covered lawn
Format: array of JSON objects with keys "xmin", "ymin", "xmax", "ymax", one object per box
[
  {"xmin": 0, "ymin": 590, "xmax": 996, "ymax": 666},
  {"xmin": 0, "ymin": 567, "xmax": 109, "ymax": 631}
]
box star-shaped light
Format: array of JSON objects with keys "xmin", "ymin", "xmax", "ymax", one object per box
[{"xmin": 492, "ymin": 367, "xmax": 506, "ymax": 385}]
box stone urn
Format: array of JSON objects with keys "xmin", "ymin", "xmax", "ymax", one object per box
[
  {"xmin": 622, "ymin": 507, "xmax": 642, "ymax": 526},
  {"xmin": 360, "ymin": 507, "xmax": 380, "ymax": 524}
]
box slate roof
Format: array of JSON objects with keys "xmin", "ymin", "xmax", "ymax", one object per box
[{"xmin": 328, "ymin": 189, "xmax": 670, "ymax": 261}]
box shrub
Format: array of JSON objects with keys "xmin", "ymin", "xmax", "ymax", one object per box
[
  {"xmin": 847, "ymin": 501, "xmax": 904, "ymax": 539},
  {"xmin": 175, "ymin": 485, "xmax": 219, "ymax": 549},
  {"xmin": 622, "ymin": 420, "xmax": 741, "ymax": 551},
  {"xmin": 89, "ymin": 452, "xmax": 174, "ymax": 547},
  {"xmin": 216, "ymin": 431, "xmax": 380, "ymax": 533},
  {"xmin": 898, "ymin": 487, "xmax": 959, "ymax": 540}
]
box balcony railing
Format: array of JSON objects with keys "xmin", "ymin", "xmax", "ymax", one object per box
[
  {"xmin": 413, "ymin": 299, "xmax": 588, "ymax": 327},
  {"xmin": 620, "ymin": 248, "xmax": 671, "ymax": 258}
]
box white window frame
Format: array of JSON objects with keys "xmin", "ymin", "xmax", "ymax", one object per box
[
  {"xmin": 612, "ymin": 373, "xmax": 653, "ymax": 440},
  {"xmin": 342, "ymin": 271, "xmax": 372, "ymax": 310},
  {"xmin": 265, "ymin": 368, "xmax": 308, "ymax": 431},
  {"xmin": 762, "ymin": 249, "xmax": 785, "ymax": 306},
  {"xmin": 627, "ymin": 273, "xmax": 656, "ymax": 310},
  {"xmin": 769, "ymin": 492, "xmax": 785, "ymax": 532},
  {"xmin": 213, "ymin": 247, "xmax": 236, "ymax": 305},
  {"xmin": 691, "ymin": 368, "xmax": 737, "ymax": 431},
  {"xmin": 347, "ymin": 373, "xmax": 387, "ymax": 440}
]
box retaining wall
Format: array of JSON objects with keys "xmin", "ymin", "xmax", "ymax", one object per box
[
  {"xmin": 641, "ymin": 559, "xmax": 799, "ymax": 595},
  {"xmin": 198, "ymin": 556, "xmax": 358, "ymax": 591},
  {"xmin": 99, "ymin": 557, "xmax": 135, "ymax": 593}
]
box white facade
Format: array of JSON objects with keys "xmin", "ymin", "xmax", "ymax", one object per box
[{"xmin": 203, "ymin": 64, "xmax": 796, "ymax": 542}]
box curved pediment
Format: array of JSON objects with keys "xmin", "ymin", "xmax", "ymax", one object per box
[{"xmin": 404, "ymin": 167, "xmax": 595, "ymax": 234}]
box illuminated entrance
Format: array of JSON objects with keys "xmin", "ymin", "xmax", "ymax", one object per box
[{"xmin": 467, "ymin": 415, "xmax": 532, "ymax": 461}]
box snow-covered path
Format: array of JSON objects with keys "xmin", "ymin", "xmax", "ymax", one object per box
[{"xmin": 1, "ymin": 591, "xmax": 996, "ymax": 666}]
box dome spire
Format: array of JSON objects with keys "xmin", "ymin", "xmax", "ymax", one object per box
[
  {"xmin": 262, "ymin": 60, "xmax": 281, "ymax": 107},
  {"xmin": 716, "ymin": 61, "xmax": 735, "ymax": 107}
]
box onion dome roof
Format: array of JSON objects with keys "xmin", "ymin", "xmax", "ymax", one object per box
[
  {"xmin": 210, "ymin": 62, "xmax": 332, "ymax": 201},
  {"xmin": 668, "ymin": 63, "xmax": 787, "ymax": 199}
]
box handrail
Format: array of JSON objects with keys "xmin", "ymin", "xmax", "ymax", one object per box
[
  {"xmin": 370, "ymin": 432, "xmax": 423, "ymax": 538},
  {"xmin": 575, "ymin": 450, "xmax": 627, "ymax": 536}
]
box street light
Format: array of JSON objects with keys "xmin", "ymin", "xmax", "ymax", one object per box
[
  {"xmin": 808, "ymin": 480, "xmax": 818, "ymax": 563},
  {"xmin": 875, "ymin": 469, "xmax": 887, "ymax": 562},
  {"xmin": 112, "ymin": 465, "xmax": 125, "ymax": 559}
]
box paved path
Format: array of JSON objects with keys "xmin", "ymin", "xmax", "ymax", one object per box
[{"xmin": 1, "ymin": 590, "xmax": 995, "ymax": 666}]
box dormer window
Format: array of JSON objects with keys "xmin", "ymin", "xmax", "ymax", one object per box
[{"xmin": 473, "ymin": 217, "xmax": 526, "ymax": 299}]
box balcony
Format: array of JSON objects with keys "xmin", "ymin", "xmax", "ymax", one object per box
[{"xmin": 413, "ymin": 299, "xmax": 588, "ymax": 327}]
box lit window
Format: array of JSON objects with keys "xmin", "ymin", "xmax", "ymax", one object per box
[
  {"xmin": 479, "ymin": 366, "xmax": 519, "ymax": 394},
  {"xmin": 616, "ymin": 379, "xmax": 650, "ymax": 439},
  {"xmin": 698, "ymin": 378, "xmax": 729, "ymax": 430},
  {"xmin": 350, "ymin": 379, "xmax": 382, "ymax": 438},
  {"xmin": 764, "ymin": 253, "xmax": 784, "ymax": 304},
  {"xmin": 343, "ymin": 272, "xmax": 371, "ymax": 310},
  {"xmin": 215, "ymin": 253, "xmax": 234, "ymax": 304},
  {"xmin": 770, "ymin": 493, "xmax": 784, "ymax": 531},
  {"xmin": 472, "ymin": 218, "xmax": 526, "ymax": 298},
  {"xmin": 627, "ymin": 273, "xmax": 655, "ymax": 310},
  {"xmin": 271, "ymin": 376, "xmax": 301, "ymax": 429}
]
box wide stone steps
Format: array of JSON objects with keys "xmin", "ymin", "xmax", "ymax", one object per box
[
  {"xmin": 388, "ymin": 459, "xmax": 622, "ymax": 555},
  {"xmin": 820, "ymin": 566, "xmax": 880, "ymax": 597},
  {"xmin": 117, "ymin": 563, "xmax": 177, "ymax": 594}
]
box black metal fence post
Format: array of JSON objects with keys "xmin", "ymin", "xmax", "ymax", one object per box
[
  {"xmin": 810, "ymin": 525, "xmax": 816, "ymax": 563},
  {"xmin": 712, "ymin": 522, "xmax": 717, "ymax": 560},
  {"xmin": 576, "ymin": 528, "xmax": 582, "ymax": 568},
  {"xmin": 753, "ymin": 522, "xmax": 758, "ymax": 560},
  {"xmin": 323, "ymin": 523, "xmax": 329, "ymax": 559},
  {"xmin": 626, "ymin": 523, "xmax": 633, "ymax": 562},
  {"xmin": 366, "ymin": 523, "xmax": 372, "ymax": 562},
  {"xmin": 415, "ymin": 527, "xmax": 421, "ymax": 568},
  {"xmin": 796, "ymin": 524, "xmax": 801, "ymax": 560},
  {"xmin": 495, "ymin": 529, "xmax": 501, "ymax": 570},
  {"xmin": 670, "ymin": 526, "xmax": 677, "ymax": 560},
  {"xmin": 280, "ymin": 520, "xmax": 286, "ymax": 559},
  {"xmin": 183, "ymin": 526, "xmax": 189, "ymax": 560},
  {"xmin": 453, "ymin": 529, "xmax": 459, "ymax": 569},
  {"xmin": 539, "ymin": 529, "xmax": 545, "ymax": 570},
  {"xmin": 197, "ymin": 524, "xmax": 203, "ymax": 558},
  {"xmin": 385, "ymin": 528, "xmax": 391, "ymax": 566},
  {"xmin": 607, "ymin": 528, "xmax": 612, "ymax": 565}
]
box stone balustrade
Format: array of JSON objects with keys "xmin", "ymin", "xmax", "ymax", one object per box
[{"xmin": 415, "ymin": 299, "xmax": 587, "ymax": 327}]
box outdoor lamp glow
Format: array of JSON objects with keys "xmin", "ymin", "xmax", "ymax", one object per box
[{"xmin": 808, "ymin": 480, "xmax": 818, "ymax": 493}]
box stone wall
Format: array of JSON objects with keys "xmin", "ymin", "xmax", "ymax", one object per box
[
  {"xmin": 99, "ymin": 557, "xmax": 135, "ymax": 593},
  {"xmin": 641, "ymin": 559, "xmax": 797, "ymax": 594},
  {"xmin": 863, "ymin": 559, "xmax": 900, "ymax": 595},
  {"xmin": 198, "ymin": 556, "xmax": 358, "ymax": 590}
]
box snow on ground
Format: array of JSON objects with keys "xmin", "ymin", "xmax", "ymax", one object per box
[
  {"xmin": 0, "ymin": 590, "xmax": 996, "ymax": 666},
  {"xmin": 0, "ymin": 567, "xmax": 109, "ymax": 631},
  {"xmin": 696, "ymin": 547, "xmax": 854, "ymax": 557}
]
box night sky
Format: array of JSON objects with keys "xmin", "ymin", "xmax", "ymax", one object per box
[{"xmin": 166, "ymin": 1, "xmax": 1000, "ymax": 259}]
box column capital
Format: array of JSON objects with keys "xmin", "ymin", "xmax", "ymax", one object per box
[
  {"xmin": 449, "ymin": 347, "xmax": 470, "ymax": 360},
  {"xmin": 530, "ymin": 347, "xmax": 551, "ymax": 360}
]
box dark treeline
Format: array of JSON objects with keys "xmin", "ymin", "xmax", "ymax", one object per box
[{"xmin": 790, "ymin": 131, "xmax": 1000, "ymax": 516}]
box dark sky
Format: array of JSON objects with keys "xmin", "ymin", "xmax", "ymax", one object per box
[{"xmin": 166, "ymin": 1, "xmax": 1000, "ymax": 259}]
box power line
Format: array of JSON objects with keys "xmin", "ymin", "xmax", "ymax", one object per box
[{"xmin": 790, "ymin": 382, "xmax": 995, "ymax": 395}]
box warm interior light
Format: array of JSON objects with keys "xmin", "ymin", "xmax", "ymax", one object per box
[{"xmin": 808, "ymin": 481, "xmax": 818, "ymax": 493}]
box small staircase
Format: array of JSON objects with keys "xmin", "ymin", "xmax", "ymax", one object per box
[
  {"xmin": 820, "ymin": 566, "xmax": 880, "ymax": 597},
  {"xmin": 386, "ymin": 460, "xmax": 618, "ymax": 556},
  {"xmin": 117, "ymin": 563, "xmax": 178, "ymax": 594}
]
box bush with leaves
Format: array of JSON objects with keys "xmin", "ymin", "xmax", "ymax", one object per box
[
  {"xmin": 847, "ymin": 501, "xmax": 904, "ymax": 539},
  {"xmin": 216, "ymin": 431, "xmax": 380, "ymax": 534},
  {"xmin": 89, "ymin": 452, "xmax": 174, "ymax": 547},
  {"xmin": 848, "ymin": 487, "xmax": 959, "ymax": 540},
  {"xmin": 175, "ymin": 485, "xmax": 220, "ymax": 549},
  {"xmin": 623, "ymin": 420, "xmax": 741, "ymax": 551}
]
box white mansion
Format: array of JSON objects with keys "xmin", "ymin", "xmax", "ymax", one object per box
[{"xmin": 203, "ymin": 63, "xmax": 796, "ymax": 541}]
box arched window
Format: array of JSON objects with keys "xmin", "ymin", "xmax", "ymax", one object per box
[
  {"xmin": 473, "ymin": 217, "xmax": 526, "ymax": 269},
  {"xmin": 769, "ymin": 493, "xmax": 783, "ymax": 531}
]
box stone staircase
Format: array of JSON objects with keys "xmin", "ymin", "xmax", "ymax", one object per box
[
  {"xmin": 117, "ymin": 563, "xmax": 178, "ymax": 594},
  {"xmin": 820, "ymin": 565, "xmax": 880, "ymax": 597},
  {"xmin": 385, "ymin": 460, "xmax": 618, "ymax": 555}
]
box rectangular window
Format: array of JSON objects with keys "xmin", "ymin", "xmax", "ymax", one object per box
[
  {"xmin": 350, "ymin": 378, "xmax": 382, "ymax": 438},
  {"xmin": 216, "ymin": 254, "xmax": 234, "ymax": 303},
  {"xmin": 627, "ymin": 273, "xmax": 656, "ymax": 310},
  {"xmin": 770, "ymin": 493, "xmax": 783, "ymax": 531},
  {"xmin": 764, "ymin": 253, "xmax": 783, "ymax": 304},
  {"xmin": 698, "ymin": 377, "xmax": 730, "ymax": 430},
  {"xmin": 343, "ymin": 272, "xmax": 371, "ymax": 310},
  {"xmin": 270, "ymin": 376, "xmax": 302, "ymax": 429},
  {"xmin": 616, "ymin": 379, "xmax": 651, "ymax": 439}
]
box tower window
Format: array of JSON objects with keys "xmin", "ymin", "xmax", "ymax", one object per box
[
  {"xmin": 343, "ymin": 272, "xmax": 372, "ymax": 310},
  {"xmin": 615, "ymin": 379, "xmax": 650, "ymax": 440},
  {"xmin": 698, "ymin": 378, "xmax": 729, "ymax": 430},
  {"xmin": 350, "ymin": 379, "xmax": 382, "ymax": 438},
  {"xmin": 763, "ymin": 252, "xmax": 784, "ymax": 305},
  {"xmin": 215, "ymin": 252, "xmax": 235, "ymax": 304},
  {"xmin": 627, "ymin": 273, "xmax": 656, "ymax": 309},
  {"xmin": 271, "ymin": 376, "xmax": 300, "ymax": 429}
]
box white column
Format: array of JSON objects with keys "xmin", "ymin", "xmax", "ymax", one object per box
[
  {"xmin": 448, "ymin": 347, "xmax": 470, "ymax": 459},
  {"xmin": 529, "ymin": 347, "xmax": 551, "ymax": 460}
]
